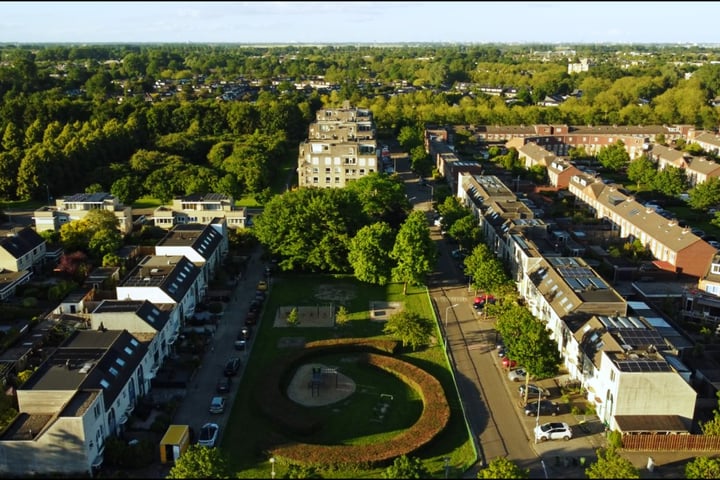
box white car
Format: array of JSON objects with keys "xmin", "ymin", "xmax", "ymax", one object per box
[
  {"xmin": 508, "ymin": 368, "xmax": 527, "ymax": 382},
  {"xmin": 209, "ymin": 396, "xmax": 226, "ymax": 414},
  {"xmin": 534, "ymin": 422, "xmax": 573, "ymax": 441},
  {"xmin": 198, "ymin": 422, "xmax": 219, "ymax": 447}
]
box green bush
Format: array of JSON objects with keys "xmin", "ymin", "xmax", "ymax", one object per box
[{"xmin": 607, "ymin": 430, "xmax": 622, "ymax": 449}]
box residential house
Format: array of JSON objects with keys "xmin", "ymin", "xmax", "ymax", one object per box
[
  {"xmin": 573, "ymin": 313, "xmax": 696, "ymax": 432},
  {"xmin": 569, "ymin": 173, "xmax": 717, "ymax": 278},
  {"xmin": 154, "ymin": 223, "xmax": 227, "ymax": 286},
  {"xmin": 153, "ymin": 194, "xmax": 245, "ymax": 230},
  {"xmin": 647, "ymin": 144, "xmax": 689, "ymax": 170},
  {"xmin": 88, "ymin": 300, "xmax": 177, "ymax": 382},
  {"xmin": 546, "ymin": 159, "xmax": 583, "ymax": 189},
  {"xmin": 33, "ymin": 193, "xmax": 133, "ymax": 235},
  {"xmin": 685, "ymin": 157, "xmax": 720, "ymax": 187},
  {"xmin": 116, "ymin": 255, "xmax": 202, "ymax": 325},
  {"xmin": 691, "ymin": 131, "xmax": 720, "ymax": 155},
  {"xmin": 0, "ymin": 226, "xmax": 46, "ymax": 273},
  {"xmin": 0, "ymin": 329, "xmax": 148, "ymax": 476},
  {"xmin": 516, "ymin": 142, "xmax": 556, "ymax": 170},
  {"xmin": 523, "ymin": 256, "xmax": 628, "ymax": 380}
]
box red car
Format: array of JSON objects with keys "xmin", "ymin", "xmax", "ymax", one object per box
[{"xmin": 502, "ymin": 357, "xmax": 517, "ymax": 368}]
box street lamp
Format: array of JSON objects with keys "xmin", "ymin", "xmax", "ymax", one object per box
[
  {"xmin": 444, "ymin": 304, "xmax": 459, "ymax": 328},
  {"xmin": 534, "ymin": 387, "xmax": 542, "ymax": 444},
  {"xmin": 270, "ymin": 457, "xmax": 276, "ymax": 479}
]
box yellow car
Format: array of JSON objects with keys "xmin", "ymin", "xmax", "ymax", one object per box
[{"xmin": 256, "ymin": 280, "xmax": 268, "ymax": 291}]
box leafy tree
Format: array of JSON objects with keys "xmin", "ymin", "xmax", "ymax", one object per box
[
  {"xmin": 585, "ymin": 447, "xmax": 640, "ymax": 479},
  {"xmin": 409, "ymin": 144, "xmax": 432, "ymax": 176},
  {"xmin": 652, "ymin": 165, "xmax": 687, "ymax": 197},
  {"xmin": 506, "ymin": 312, "xmax": 562, "ymax": 403},
  {"xmin": 464, "ymin": 243, "xmax": 510, "ymax": 297},
  {"xmin": 111, "ymin": 175, "xmax": 144, "ymax": 205},
  {"xmin": 685, "ymin": 456, "xmax": 720, "ymax": 479},
  {"xmin": 85, "ymin": 183, "xmax": 104, "ymax": 193},
  {"xmin": 397, "ymin": 125, "xmax": 423, "ymax": 152},
  {"xmin": 167, "ymin": 444, "xmax": 231, "ymax": 479},
  {"xmin": 382, "ymin": 310, "xmax": 434, "ymax": 351},
  {"xmin": 381, "ymin": 454, "xmax": 430, "ymax": 479},
  {"xmin": 348, "ymin": 222, "xmax": 395, "ymax": 285},
  {"xmin": 334, "ymin": 305, "xmax": 350, "ymax": 327},
  {"xmin": 436, "ymin": 195, "xmax": 469, "ymax": 232},
  {"xmin": 287, "ymin": 307, "xmax": 299, "ymax": 326},
  {"xmin": 253, "ymin": 188, "xmax": 364, "ymax": 273},
  {"xmin": 597, "ymin": 141, "xmax": 630, "ymax": 172},
  {"xmin": 390, "ymin": 210, "xmax": 437, "ymax": 294},
  {"xmin": 700, "ymin": 391, "xmax": 720, "ymax": 435},
  {"xmin": 689, "ymin": 177, "xmax": 720, "ymax": 211},
  {"xmin": 626, "ymin": 156, "xmax": 656, "ymax": 189},
  {"xmin": 345, "ymin": 173, "xmax": 409, "ymax": 228},
  {"xmin": 478, "ymin": 456, "xmax": 529, "ymax": 479},
  {"xmin": 448, "ymin": 214, "xmax": 483, "ymax": 251}
]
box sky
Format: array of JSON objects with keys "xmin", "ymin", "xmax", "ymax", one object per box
[{"xmin": 1, "ymin": 1, "xmax": 719, "ymax": 45}]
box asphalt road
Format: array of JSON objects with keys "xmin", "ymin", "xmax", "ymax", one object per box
[{"xmin": 396, "ymin": 158, "xmax": 606, "ymax": 479}]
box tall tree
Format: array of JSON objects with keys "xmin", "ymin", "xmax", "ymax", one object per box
[
  {"xmin": 626, "ymin": 156, "xmax": 656, "ymax": 189},
  {"xmin": 464, "ymin": 243, "xmax": 511, "ymax": 297},
  {"xmin": 585, "ymin": 447, "xmax": 640, "ymax": 479},
  {"xmin": 382, "ymin": 310, "xmax": 434, "ymax": 351},
  {"xmin": 390, "ymin": 210, "xmax": 437, "ymax": 294},
  {"xmin": 167, "ymin": 444, "xmax": 231, "ymax": 479},
  {"xmin": 348, "ymin": 222, "xmax": 395, "ymax": 285},
  {"xmin": 597, "ymin": 140, "xmax": 630, "ymax": 172},
  {"xmin": 477, "ymin": 456, "xmax": 529, "ymax": 479},
  {"xmin": 685, "ymin": 456, "xmax": 720, "ymax": 479}
]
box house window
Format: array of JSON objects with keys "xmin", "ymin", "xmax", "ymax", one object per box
[
  {"xmin": 711, "ymin": 264, "xmax": 720, "ymax": 275},
  {"xmin": 706, "ymin": 284, "xmax": 720, "ymax": 295},
  {"xmin": 335, "ymin": 177, "xmax": 340, "ymax": 183},
  {"xmin": 325, "ymin": 168, "xmax": 331, "ymax": 174},
  {"xmin": 325, "ymin": 177, "xmax": 331, "ymax": 183},
  {"xmin": 313, "ymin": 177, "xmax": 318, "ymax": 184},
  {"xmin": 312, "ymin": 167, "xmax": 318, "ymax": 174}
]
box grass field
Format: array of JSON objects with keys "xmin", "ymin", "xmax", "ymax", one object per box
[{"xmin": 223, "ymin": 274, "xmax": 476, "ymax": 478}]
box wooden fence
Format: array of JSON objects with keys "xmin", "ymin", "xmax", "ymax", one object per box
[{"xmin": 622, "ymin": 434, "xmax": 720, "ymax": 451}]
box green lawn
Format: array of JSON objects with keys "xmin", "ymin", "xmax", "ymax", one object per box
[{"xmin": 223, "ymin": 274, "xmax": 476, "ymax": 478}]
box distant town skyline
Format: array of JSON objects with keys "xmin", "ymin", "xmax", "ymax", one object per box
[{"xmin": 1, "ymin": 1, "xmax": 719, "ymax": 45}]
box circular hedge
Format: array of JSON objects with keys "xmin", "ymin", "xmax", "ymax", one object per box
[{"xmin": 254, "ymin": 338, "xmax": 451, "ymax": 468}]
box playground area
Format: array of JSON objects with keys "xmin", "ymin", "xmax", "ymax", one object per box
[{"xmin": 287, "ymin": 363, "xmax": 357, "ymax": 407}]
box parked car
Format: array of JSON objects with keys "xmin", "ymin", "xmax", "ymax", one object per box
[
  {"xmin": 501, "ymin": 357, "xmax": 517, "ymax": 368},
  {"xmin": 524, "ymin": 399, "xmax": 560, "ymax": 416},
  {"xmin": 239, "ymin": 326, "xmax": 251, "ymax": 341},
  {"xmin": 233, "ymin": 338, "xmax": 246, "ymax": 351},
  {"xmin": 244, "ymin": 310, "xmax": 258, "ymax": 326},
  {"xmin": 519, "ymin": 384, "xmax": 550, "ymax": 399},
  {"xmin": 256, "ymin": 280, "xmax": 268, "ymax": 291},
  {"xmin": 216, "ymin": 376, "xmax": 232, "ymax": 393},
  {"xmin": 473, "ymin": 294, "xmax": 496, "ymax": 310},
  {"xmin": 209, "ymin": 396, "xmax": 226, "ymax": 414},
  {"xmin": 534, "ymin": 422, "xmax": 573, "ymax": 442},
  {"xmin": 508, "ymin": 368, "xmax": 527, "ymax": 382},
  {"xmin": 198, "ymin": 422, "xmax": 219, "ymax": 447},
  {"xmin": 224, "ymin": 357, "xmax": 241, "ymax": 376}
]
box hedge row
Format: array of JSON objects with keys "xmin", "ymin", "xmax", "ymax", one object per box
[{"xmin": 253, "ymin": 338, "xmax": 451, "ymax": 469}]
